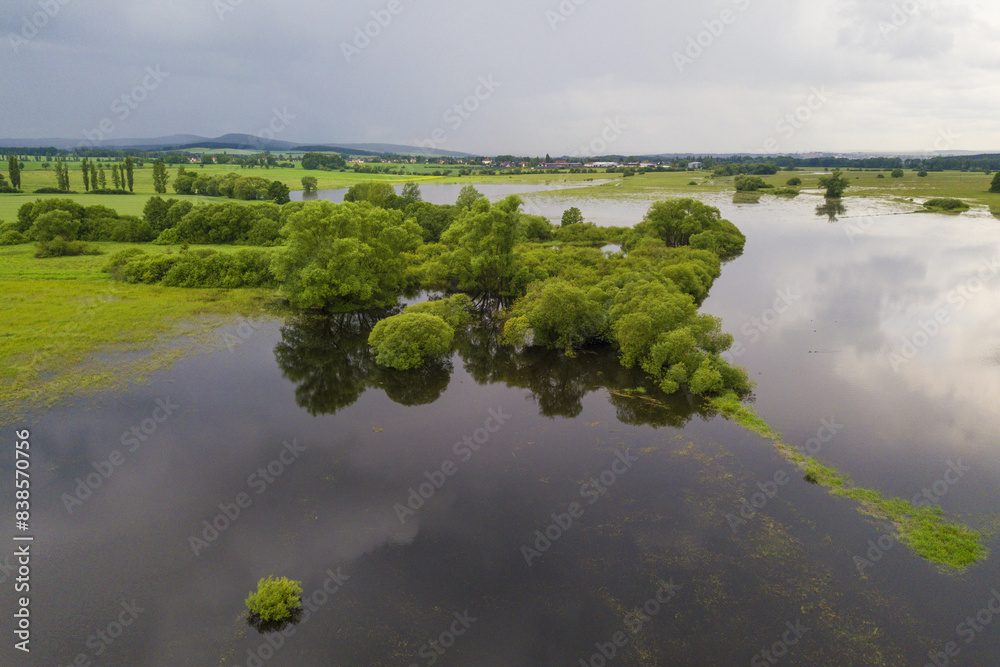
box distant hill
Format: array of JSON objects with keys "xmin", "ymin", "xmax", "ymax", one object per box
[{"xmin": 0, "ymin": 134, "xmax": 472, "ymax": 157}]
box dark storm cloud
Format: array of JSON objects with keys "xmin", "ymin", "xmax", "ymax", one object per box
[{"xmin": 1, "ymin": 0, "xmax": 998, "ymax": 153}]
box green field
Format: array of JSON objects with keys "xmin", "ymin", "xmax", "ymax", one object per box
[{"xmin": 0, "ymin": 242, "xmax": 281, "ymax": 420}]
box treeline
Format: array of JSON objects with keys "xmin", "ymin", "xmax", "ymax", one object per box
[
  {"xmin": 704, "ymin": 154, "xmax": 1000, "ymax": 172},
  {"xmin": 79, "ymin": 157, "xmax": 135, "ymax": 193},
  {"xmin": 169, "ymin": 168, "xmax": 290, "ymax": 204},
  {"xmin": 104, "ymin": 247, "xmax": 277, "ymax": 288}
]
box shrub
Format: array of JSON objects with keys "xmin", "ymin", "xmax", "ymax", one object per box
[
  {"xmin": 245, "ymin": 576, "xmax": 303, "ymax": 623},
  {"xmin": 734, "ymin": 175, "xmax": 768, "ymax": 192},
  {"xmin": 923, "ymin": 198, "xmax": 969, "ymax": 212},
  {"xmin": 34, "ymin": 237, "xmax": 102, "ymax": 258},
  {"xmin": 29, "ymin": 210, "xmax": 80, "ymax": 242},
  {"xmin": 990, "ymin": 171, "xmax": 1000, "ymax": 193},
  {"xmin": 876, "ymin": 173, "xmax": 886, "ymax": 179},
  {"xmin": 786, "ymin": 177, "xmax": 802, "ymax": 186},
  {"xmin": 404, "ymin": 294, "xmax": 473, "ymax": 328},
  {"xmin": 104, "ymin": 248, "xmax": 276, "ymax": 287},
  {"xmin": 918, "ymin": 170, "xmax": 928, "ymax": 177},
  {"xmin": 891, "ymin": 169, "xmax": 904, "ymax": 178},
  {"xmin": 103, "ymin": 248, "xmax": 148, "ymax": 278},
  {"xmin": 0, "ymin": 230, "xmax": 26, "ymax": 245},
  {"xmin": 368, "ymin": 313, "xmax": 455, "ymax": 370}
]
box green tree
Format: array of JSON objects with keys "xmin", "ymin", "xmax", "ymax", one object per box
[
  {"xmin": 504, "ymin": 278, "xmax": 605, "ymax": 352},
  {"xmin": 891, "ymin": 168, "xmax": 904, "ymax": 178},
  {"xmin": 112, "ymin": 164, "xmax": 122, "ymax": 190},
  {"xmin": 440, "ymin": 195, "xmax": 530, "ymax": 296},
  {"xmin": 818, "ymin": 170, "xmax": 850, "ymax": 199},
  {"xmin": 97, "ymin": 166, "xmax": 107, "ymax": 190},
  {"xmin": 786, "ymin": 177, "xmax": 802, "ymax": 186},
  {"xmin": 29, "ymin": 210, "xmax": 80, "ymax": 242},
  {"xmin": 125, "ymin": 156, "xmax": 135, "ymax": 192},
  {"xmin": 561, "ymin": 207, "xmax": 584, "ymax": 226},
  {"xmin": 734, "ymin": 175, "xmax": 767, "ymax": 192},
  {"xmin": 245, "ymin": 576, "xmax": 302, "ymax": 623},
  {"xmin": 267, "ymin": 180, "xmax": 291, "ymax": 205},
  {"xmin": 301, "ymin": 176, "xmax": 318, "ymax": 192},
  {"xmin": 455, "ymin": 184, "xmax": 485, "ymax": 210},
  {"xmin": 90, "ymin": 163, "xmax": 98, "ymax": 191},
  {"xmin": 343, "ymin": 181, "xmax": 395, "ymax": 207},
  {"xmin": 8, "ymin": 155, "xmax": 21, "ymax": 190},
  {"xmin": 152, "ymin": 160, "xmax": 169, "ymax": 193},
  {"xmin": 54, "ymin": 161, "xmax": 71, "ymax": 191},
  {"xmin": 990, "ymin": 171, "xmax": 1000, "ymax": 193},
  {"xmin": 274, "ymin": 201, "xmax": 422, "ymax": 311},
  {"xmin": 81, "ymin": 158, "xmax": 90, "ymax": 192},
  {"xmin": 368, "ymin": 313, "xmax": 455, "ymax": 370},
  {"xmin": 624, "ymin": 199, "xmax": 745, "ymax": 260},
  {"xmin": 401, "ymin": 182, "xmax": 422, "ymax": 205}
]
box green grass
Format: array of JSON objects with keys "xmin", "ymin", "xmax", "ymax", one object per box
[
  {"xmin": 0, "ymin": 242, "xmax": 282, "ymax": 421},
  {"xmin": 923, "ymin": 197, "xmax": 971, "ymax": 213},
  {"xmin": 710, "ymin": 393, "xmax": 986, "ymax": 570}
]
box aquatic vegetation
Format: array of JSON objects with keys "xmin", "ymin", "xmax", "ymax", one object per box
[
  {"xmin": 710, "ymin": 394, "xmax": 986, "ymax": 570},
  {"xmin": 923, "ymin": 197, "xmax": 970, "ymax": 213}
]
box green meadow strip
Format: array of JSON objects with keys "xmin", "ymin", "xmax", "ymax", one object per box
[{"xmin": 710, "ymin": 394, "xmax": 986, "ymax": 570}]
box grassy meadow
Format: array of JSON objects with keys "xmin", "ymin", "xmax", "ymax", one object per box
[{"xmin": 0, "ymin": 242, "xmax": 282, "ymax": 420}]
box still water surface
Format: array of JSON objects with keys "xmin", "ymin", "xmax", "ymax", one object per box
[{"xmin": 3, "ymin": 191, "xmax": 999, "ymax": 665}]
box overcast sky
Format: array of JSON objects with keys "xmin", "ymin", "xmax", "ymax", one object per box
[{"xmin": 2, "ymin": 0, "xmax": 999, "ymax": 155}]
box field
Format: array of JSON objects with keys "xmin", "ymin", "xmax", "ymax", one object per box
[
  {"xmin": 7, "ymin": 163, "xmax": 996, "ymax": 222},
  {"xmin": 0, "ymin": 242, "xmax": 281, "ymax": 420}
]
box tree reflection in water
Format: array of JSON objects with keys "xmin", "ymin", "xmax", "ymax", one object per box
[
  {"xmin": 816, "ymin": 200, "xmax": 846, "ymax": 222},
  {"xmin": 275, "ymin": 312, "xmax": 714, "ymax": 428}
]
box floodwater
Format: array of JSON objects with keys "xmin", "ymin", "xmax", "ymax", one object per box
[
  {"xmin": 3, "ymin": 191, "xmax": 1000, "ymax": 665},
  {"xmin": 290, "ymin": 181, "xmax": 599, "ymax": 206}
]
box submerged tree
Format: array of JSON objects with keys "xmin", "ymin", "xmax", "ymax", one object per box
[
  {"xmin": 368, "ymin": 312, "xmax": 454, "ymax": 370},
  {"xmin": 274, "ymin": 200, "xmax": 421, "ymax": 311},
  {"xmin": 818, "ymin": 170, "xmax": 850, "ymax": 199}
]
